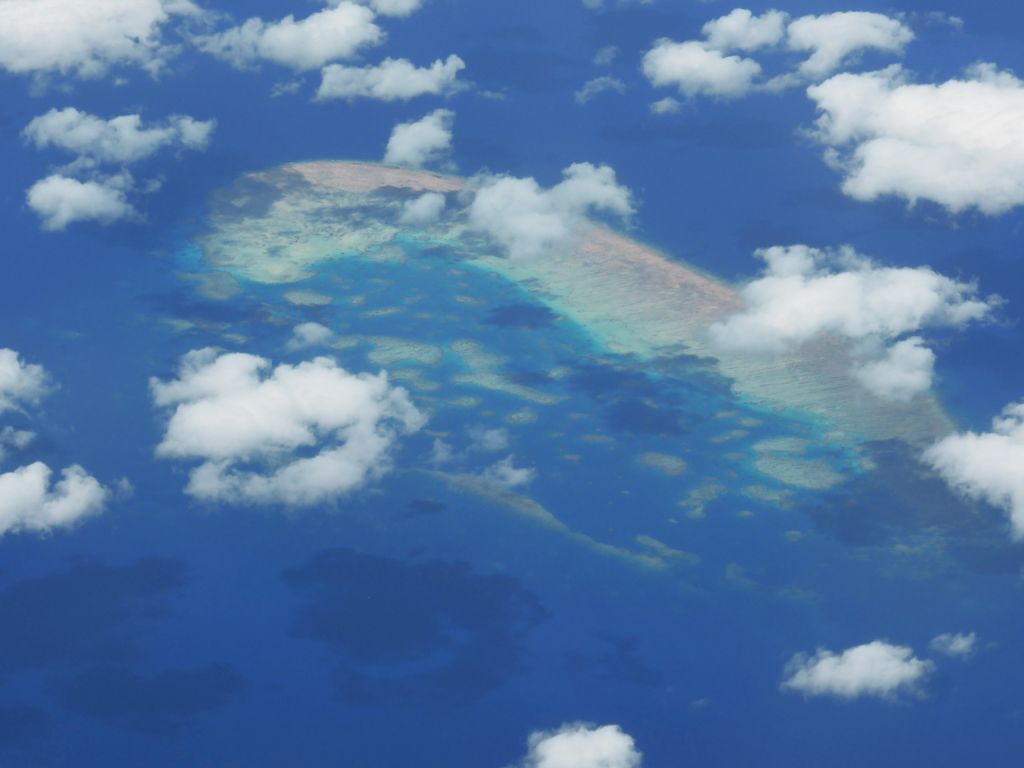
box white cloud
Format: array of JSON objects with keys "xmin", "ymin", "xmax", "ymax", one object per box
[
  {"xmin": 703, "ymin": 9, "xmax": 788, "ymax": 52},
  {"xmin": 787, "ymin": 12, "xmax": 913, "ymax": 79},
  {"xmin": 316, "ymin": 55, "xmax": 464, "ymax": 101},
  {"xmin": 466, "ymin": 162, "xmax": 633, "ymax": 260},
  {"xmin": 0, "ymin": 462, "xmax": 108, "ymax": 536},
  {"xmin": 24, "ymin": 108, "xmax": 215, "ymax": 166},
  {"xmin": 782, "ymin": 640, "xmax": 933, "ymax": 700},
  {"xmin": 0, "ymin": 427, "xmax": 34, "ymax": 462},
  {"xmin": 343, "ymin": 0, "xmax": 424, "ymax": 18},
  {"xmin": 0, "ymin": 349, "xmax": 49, "ymax": 414},
  {"xmin": 480, "ymin": 455, "xmax": 535, "ymax": 489},
  {"xmin": 400, "ymin": 192, "xmax": 447, "ymax": 225},
  {"xmin": 642, "ymin": 39, "xmax": 761, "ymax": 99},
  {"xmin": 650, "ymin": 97, "xmax": 681, "ymax": 115},
  {"xmin": 151, "ymin": 349, "xmax": 425, "ymax": 506},
  {"xmin": 923, "ymin": 401, "xmax": 1024, "ymax": 538},
  {"xmin": 583, "ymin": 0, "xmax": 652, "ymax": 10},
  {"xmin": 808, "ymin": 64, "xmax": 1024, "ymax": 215},
  {"xmin": 0, "ymin": 0, "xmax": 201, "ymax": 79},
  {"xmin": 854, "ymin": 336, "xmax": 935, "ymax": 402},
  {"xmin": 930, "ymin": 632, "xmax": 978, "ymax": 659},
  {"xmin": 384, "ymin": 109, "xmax": 454, "ymax": 167},
  {"xmin": 575, "ymin": 76, "xmax": 626, "ymax": 104},
  {"xmin": 468, "ymin": 426, "xmax": 509, "ymax": 453},
  {"xmin": 519, "ymin": 723, "xmax": 642, "ymax": 768},
  {"xmin": 711, "ymin": 243, "xmax": 991, "ymax": 346},
  {"xmin": 710, "ymin": 245, "xmax": 991, "ymax": 399},
  {"xmin": 287, "ymin": 322, "xmax": 334, "ymax": 350},
  {"xmin": 27, "ymin": 174, "xmax": 136, "ymax": 231},
  {"xmin": 594, "ymin": 45, "xmax": 619, "ymax": 66},
  {"xmin": 196, "ymin": 2, "xmax": 381, "ymax": 71}
]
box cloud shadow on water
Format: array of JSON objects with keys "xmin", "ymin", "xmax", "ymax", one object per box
[
  {"xmin": 0, "ymin": 558, "xmax": 188, "ymax": 677},
  {"xmin": 484, "ymin": 303, "xmax": 557, "ymax": 329},
  {"xmin": 282, "ymin": 548, "xmax": 546, "ymax": 709},
  {"xmin": 57, "ymin": 664, "xmax": 245, "ymax": 735}
]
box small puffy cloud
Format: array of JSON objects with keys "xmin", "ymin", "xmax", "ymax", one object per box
[
  {"xmin": 0, "ymin": 0, "xmax": 201, "ymax": 79},
  {"xmin": 0, "ymin": 462, "xmax": 108, "ymax": 536},
  {"xmin": 711, "ymin": 245, "xmax": 992, "ymax": 399},
  {"xmin": 316, "ymin": 55, "xmax": 464, "ymax": 101},
  {"xmin": 710, "ymin": 245, "xmax": 992, "ymax": 353},
  {"xmin": 930, "ymin": 632, "xmax": 978, "ymax": 659},
  {"xmin": 923, "ymin": 402, "xmax": 1024, "ymax": 538},
  {"xmin": 854, "ymin": 336, "xmax": 935, "ymax": 402},
  {"xmin": 468, "ymin": 426, "xmax": 509, "ymax": 453},
  {"xmin": 384, "ymin": 109, "xmax": 454, "ymax": 167},
  {"xmin": 400, "ymin": 192, "xmax": 446, "ymax": 225},
  {"xmin": 782, "ymin": 640, "xmax": 933, "ymax": 700},
  {"xmin": 808, "ymin": 64, "xmax": 1024, "ymax": 215},
  {"xmin": 151, "ymin": 349, "xmax": 425, "ymax": 506},
  {"xmin": 0, "ymin": 349, "xmax": 49, "ymax": 414},
  {"xmin": 196, "ymin": 2, "xmax": 381, "ymax": 71},
  {"xmin": 287, "ymin": 322, "xmax": 334, "ymax": 351},
  {"xmin": 650, "ymin": 97, "xmax": 681, "ymax": 115},
  {"xmin": 575, "ymin": 76, "xmax": 626, "ymax": 104},
  {"xmin": 0, "ymin": 427, "xmax": 35, "ymax": 461},
  {"xmin": 27, "ymin": 174, "xmax": 136, "ymax": 231},
  {"xmin": 480, "ymin": 456, "xmax": 535, "ymax": 489},
  {"xmin": 344, "ymin": 0, "xmax": 424, "ymax": 17},
  {"xmin": 787, "ymin": 12, "xmax": 913, "ymax": 79},
  {"xmin": 594, "ymin": 45, "xmax": 619, "ymax": 66},
  {"xmin": 703, "ymin": 8, "xmax": 788, "ymax": 52},
  {"xmin": 519, "ymin": 723, "xmax": 642, "ymax": 768},
  {"xmin": 642, "ymin": 39, "xmax": 761, "ymax": 99},
  {"xmin": 24, "ymin": 108, "xmax": 215, "ymax": 166},
  {"xmin": 466, "ymin": 162, "xmax": 633, "ymax": 260}
]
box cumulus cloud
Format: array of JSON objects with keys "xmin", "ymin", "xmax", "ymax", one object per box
[
  {"xmin": 0, "ymin": 463, "xmax": 108, "ymax": 536},
  {"xmin": 316, "ymin": 55, "xmax": 464, "ymax": 101},
  {"xmin": 400, "ymin": 192, "xmax": 447, "ymax": 225},
  {"xmin": 151, "ymin": 349, "xmax": 425, "ymax": 506},
  {"xmin": 344, "ymin": 0, "xmax": 424, "ymax": 17},
  {"xmin": 703, "ymin": 9, "xmax": 788, "ymax": 52},
  {"xmin": 466, "ymin": 162, "xmax": 633, "ymax": 260},
  {"xmin": 930, "ymin": 632, "xmax": 978, "ymax": 659},
  {"xmin": 923, "ymin": 401, "xmax": 1024, "ymax": 537},
  {"xmin": 782, "ymin": 640, "xmax": 933, "ymax": 700},
  {"xmin": 26, "ymin": 174, "xmax": 136, "ymax": 231},
  {"xmin": 808, "ymin": 64, "xmax": 1024, "ymax": 214},
  {"xmin": 287, "ymin": 322, "xmax": 334, "ymax": 350},
  {"xmin": 650, "ymin": 97, "xmax": 681, "ymax": 115},
  {"xmin": 788, "ymin": 12, "xmax": 913, "ymax": 79},
  {"xmin": 854, "ymin": 336, "xmax": 935, "ymax": 402},
  {"xmin": 710, "ymin": 245, "xmax": 993, "ymax": 398},
  {"xmin": 0, "ymin": 0, "xmax": 201, "ymax": 79},
  {"xmin": 0, "ymin": 349, "xmax": 49, "ymax": 414},
  {"xmin": 575, "ymin": 76, "xmax": 626, "ymax": 104},
  {"xmin": 0, "ymin": 427, "xmax": 34, "ymax": 462},
  {"xmin": 480, "ymin": 456, "xmax": 535, "ymax": 489},
  {"xmin": 196, "ymin": 2, "xmax": 382, "ymax": 71},
  {"xmin": 384, "ymin": 109, "xmax": 454, "ymax": 167},
  {"xmin": 24, "ymin": 108, "xmax": 215, "ymax": 167},
  {"xmin": 642, "ymin": 39, "xmax": 761, "ymax": 99},
  {"xmin": 519, "ymin": 723, "xmax": 642, "ymax": 768}
]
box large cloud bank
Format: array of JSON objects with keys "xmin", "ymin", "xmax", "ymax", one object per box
[
  {"xmin": 782, "ymin": 640, "xmax": 933, "ymax": 700},
  {"xmin": 151, "ymin": 349, "xmax": 425, "ymax": 506},
  {"xmin": 466, "ymin": 163, "xmax": 634, "ymax": 260},
  {"xmin": 710, "ymin": 245, "xmax": 994, "ymax": 400},
  {"xmin": 809, "ymin": 64, "xmax": 1024, "ymax": 214},
  {"xmin": 519, "ymin": 723, "xmax": 642, "ymax": 768},
  {"xmin": 924, "ymin": 401, "xmax": 1024, "ymax": 537}
]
